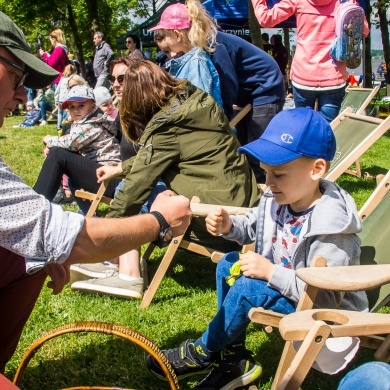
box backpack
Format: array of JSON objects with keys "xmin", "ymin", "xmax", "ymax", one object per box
[{"xmin": 329, "ymin": 0, "xmax": 365, "ymax": 69}]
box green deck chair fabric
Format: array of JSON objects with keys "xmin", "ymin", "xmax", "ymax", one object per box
[
  {"xmin": 359, "ymin": 189, "xmax": 390, "ymax": 312},
  {"xmin": 340, "ymin": 86, "xmax": 379, "ymax": 115},
  {"xmin": 326, "ymin": 113, "xmax": 390, "ymax": 182}
]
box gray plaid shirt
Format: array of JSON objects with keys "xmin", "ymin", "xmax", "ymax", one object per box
[{"xmin": 0, "ymin": 158, "xmax": 84, "ymax": 273}]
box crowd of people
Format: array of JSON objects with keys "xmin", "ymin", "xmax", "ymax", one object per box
[{"xmin": 1, "ymin": 0, "xmax": 388, "ymax": 389}]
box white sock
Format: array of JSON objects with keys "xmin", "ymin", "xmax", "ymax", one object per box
[{"xmin": 118, "ymin": 273, "xmax": 141, "ymax": 281}]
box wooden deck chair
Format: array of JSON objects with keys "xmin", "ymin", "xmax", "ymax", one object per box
[
  {"xmin": 327, "ymin": 110, "xmax": 390, "ymax": 181},
  {"xmin": 336, "ymin": 86, "xmax": 380, "ymax": 178},
  {"xmin": 249, "ymin": 178, "xmax": 390, "ymax": 389},
  {"xmin": 340, "ymin": 86, "xmax": 380, "ymax": 115}
]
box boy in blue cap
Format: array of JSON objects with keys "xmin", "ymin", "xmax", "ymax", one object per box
[{"xmin": 147, "ymin": 107, "xmax": 368, "ymax": 389}]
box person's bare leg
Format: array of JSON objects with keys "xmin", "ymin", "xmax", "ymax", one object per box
[{"xmin": 118, "ymin": 249, "xmax": 141, "ymax": 277}]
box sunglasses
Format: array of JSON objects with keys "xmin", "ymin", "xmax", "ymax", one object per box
[
  {"xmin": 107, "ymin": 74, "xmax": 125, "ymax": 85},
  {"xmin": 125, "ymin": 40, "xmax": 133, "ymax": 44},
  {"xmin": 0, "ymin": 54, "xmax": 28, "ymax": 91},
  {"xmin": 154, "ymin": 32, "xmax": 166, "ymax": 42}
]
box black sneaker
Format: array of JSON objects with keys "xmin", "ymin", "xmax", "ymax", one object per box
[
  {"xmin": 194, "ymin": 349, "xmax": 262, "ymax": 390},
  {"xmin": 146, "ymin": 339, "xmax": 213, "ymax": 381},
  {"xmin": 52, "ymin": 188, "xmax": 75, "ymax": 204}
]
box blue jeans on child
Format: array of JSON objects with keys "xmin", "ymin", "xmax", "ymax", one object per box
[
  {"xmin": 293, "ymin": 84, "xmax": 346, "ymax": 123},
  {"xmin": 200, "ymin": 252, "xmax": 295, "ymax": 352}
]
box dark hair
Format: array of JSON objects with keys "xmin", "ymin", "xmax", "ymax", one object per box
[
  {"xmin": 109, "ymin": 56, "xmax": 134, "ymax": 74},
  {"xmin": 125, "ymin": 34, "xmax": 141, "ymax": 49},
  {"xmin": 261, "ymin": 32, "xmax": 269, "ymax": 41},
  {"xmin": 119, "ymin": 58, "xmax": 186, "ymax": 142},
  {"xmin": 271, "ymin": 34, "xmax": 283, "ymax": 46}
]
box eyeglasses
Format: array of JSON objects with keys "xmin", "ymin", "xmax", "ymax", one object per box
[
  {"xmin": 0, "ymin": 54, "xmax": 28, "ymax": 90},
  {"xmin": 125, "ymin": 40, "xmax": 133, "ymax": 44},
  {"xmin": 107, "ymin": 74, "xmax": 125, "ymax": 85},
  {"xmin": 154, "ymin": 32, "xmax": 166, "ymax": 42}
]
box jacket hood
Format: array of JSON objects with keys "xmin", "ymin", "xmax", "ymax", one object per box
[
  {"xmin": 306, "ymin": 179, "xmax": 362, "ymax": 236},
  {"xmin": 56, "ymin": 43, "xmax": 68, "ymax": 54},
  {"xmin": 144, "ymin": 81, "xmax": 229, "ymax": 137},
  {"xmin": 307, "ymin": 0, "xmax": 334, "ymax": 6}
]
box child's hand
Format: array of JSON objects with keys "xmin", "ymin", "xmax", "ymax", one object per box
[
  {"xmin": 239, "ymin": 251, "xmax": 274, "ymax": 281},
  {"xmin": 42, "ymin": 135, "xmax": 52, "ymax": 145},
  {"xmin": 205, "ymin": 207, "xmax": 232, "ymax": 236},
  {"xmin": 43, "ymin": 146, "xmax": 50, "ymax": 157}
]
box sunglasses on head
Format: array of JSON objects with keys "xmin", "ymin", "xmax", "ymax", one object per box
[
  {"xmin": 154, "ymin": 32, "xmax": 166, "ymax": 42},
  {"xmin": 107, "ymin": 74, "xmax": 125, "ymax": 85}
]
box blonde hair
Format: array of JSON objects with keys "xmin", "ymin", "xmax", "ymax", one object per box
[
  {"xmin": 50, "ymin": 29, "xmax": 66, "ymax": 45},
  {"xmin": 158, "ymin": 0, "xmax": 217, "ymax": 52},
  {"xmin": 67, "ymin": 74, "xmax": 88, "ymax": 88},
  {"xmin": 62, "ymin": 64, "xmax": 77, "ymax": 78}
]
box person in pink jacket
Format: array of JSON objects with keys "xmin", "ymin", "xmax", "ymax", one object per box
[
  {"xmin": 252, "ymin": 0, "xmax": 369, "ymax": 122},
  {"xmin": 39, "ymin": 29, "xmax": 69, "ymax": 88}
]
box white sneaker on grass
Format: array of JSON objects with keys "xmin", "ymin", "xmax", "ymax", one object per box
[
  {"xmin": 71, "ymin": 274, "xmax": 143, "ymax": 299},
  {"xmin": 70, "ymin": 262, "xmax": 119, "ymax": 283},
  {"xmin": 40, "ymin": 120, "xmax": 48, "ymax": 126}
]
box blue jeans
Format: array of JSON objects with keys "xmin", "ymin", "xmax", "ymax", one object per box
[
  {"xmin": 57, "ymin": 106, "xmax": 68, "ymax": 130},
  {"xmin": 337, "ymin": 362, "xmax": 390, "ymax": 390},
  {"xmin": 38, "ymin": 101, "xmax": 53, "ymax": 121},
  {"xmin": 293, "ymin": 85, "xmax": 346, "ymax": 123},
  {"xmin": 200, "ymin": 252, "xmax": 295, "ymax": 351}
]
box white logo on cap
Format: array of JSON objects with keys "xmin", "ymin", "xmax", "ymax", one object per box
[{"xmin": 281, "ymin": 134, "xmax": 293, "ymax": 144}]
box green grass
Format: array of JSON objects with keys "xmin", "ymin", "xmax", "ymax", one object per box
[{"xmin": 1, "ymin": 114, "xmax": 389, "ymax": 389}]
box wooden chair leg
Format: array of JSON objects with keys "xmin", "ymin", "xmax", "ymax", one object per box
[
  {"xmin": 140, "ymin": 234, "xmax": 185, "ymax": 308},
  {"xmin": 374, "ymin": 333, "xmax": 390, "ymax": 362},
  {"xmin": 275, "ymin": 321, "xmax": 331, "ymax": 390}
]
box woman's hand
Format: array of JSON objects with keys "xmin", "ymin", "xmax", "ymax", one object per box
[
  {"xmin": 38, "ymin": 48, "xmax": 45, "ymax": 57},
  {"xmin": 96, "ymin": 163, "xmax": 123, "ymax": 182}
]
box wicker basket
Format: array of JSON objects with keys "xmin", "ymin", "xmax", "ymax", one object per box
[{"xmin": 13, "ymin": 321, "xmax": 179, "ymax": 390}]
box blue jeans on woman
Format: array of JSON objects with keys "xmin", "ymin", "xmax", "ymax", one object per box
[
  {"xmin": 200, "ymin": 252, "xmax": 295, "ymax": 352},
  {"xmin": 293, "ymin": 84, "xmax": 346, "ymax": 123},
  {"xmin": 38, "ymin": 101, "xmax": 53, "ymax": 121},
  {"xmin": 337, "ymin": 362, "xmax": 390, "ymax": 390}
]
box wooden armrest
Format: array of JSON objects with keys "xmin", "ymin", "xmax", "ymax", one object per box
[
  {"xmin": 249, "ymin": 307, "xmax": 284, "ymax": 328},
  {"xmin": 296, "ymin": 264, "xmax": 390, "ymax": 292},
  {"xmin": 190, "ymin": 202, "xmax": 250, "ymax": 217},
  {"xmin": 279, "ymin": 309, "xmax": 390, "ymax": 340},
  {"xmin": 74, "ymin": 189, "xmax": 112, "ymax": 205}
]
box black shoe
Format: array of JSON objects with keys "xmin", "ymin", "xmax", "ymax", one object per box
[
  {"xmin": 146, "ymin": 339, "xmax": 213, "ymax": 381},
  {"xmin": 194, "ymin": 349, "xmax": 262, "ymax": 390},
  {"xmin": 52, "ymin": 188, "xmax": 75, "ymax": 204}
]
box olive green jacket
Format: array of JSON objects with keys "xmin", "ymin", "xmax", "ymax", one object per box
[{"xmin": 107, "ymin": 82, "xmax": 259, "ymax": 247}]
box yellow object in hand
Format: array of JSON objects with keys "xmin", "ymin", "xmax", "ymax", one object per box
[{"xmin": 225, "ymin": 259, "xmax": 242, "ymax": 286}]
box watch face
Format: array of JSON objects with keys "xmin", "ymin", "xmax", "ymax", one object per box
[{"xmin": 162, "ymin": 227, "xmax": 174, "ymax": 244}]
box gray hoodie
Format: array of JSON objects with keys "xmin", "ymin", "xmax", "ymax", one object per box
[{"xmin": 226, "ymin": 179, "xmax": 368, "ymax": 312}]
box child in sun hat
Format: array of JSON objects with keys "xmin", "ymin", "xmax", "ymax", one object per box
[
  {"xmin": 146, "ymin": 107, "xmax": 368, "ymax": 389},
  {"xmin": 93, "ymin": 86, "xmax": 118, "ymax": 119},
  {"xmin": 34, "ymin": 84, "xmax": 120, "ymax": 210}
]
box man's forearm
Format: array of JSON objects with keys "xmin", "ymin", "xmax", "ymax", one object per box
[{"xmin": 66, "ymin": 214, "xmax": 159, "ymax": 265}]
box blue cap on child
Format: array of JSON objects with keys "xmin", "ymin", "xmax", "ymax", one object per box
[
  {"xmin": 238, "ymin": 108, "xmax": 336, "ymax": 165},
  {"xmin": 62, "ymin": 85, "xmax": 95, "ymax": 109}
]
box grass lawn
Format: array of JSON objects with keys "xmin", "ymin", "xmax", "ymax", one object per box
[{"xmin": 1, "ymin": 112, "xmax": 389, "ymax": 390}]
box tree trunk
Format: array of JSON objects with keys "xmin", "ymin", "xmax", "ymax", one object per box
[
  {"xmin": 248, "ymin": 0, "xmax": 262, "ymax": 49},
  {"xmin": 363, "ymin": 3, "xmax": 372, "ymax": 88},
  {"xmin": 67, "ymin": 4, "xmax": 86, "ymax": 77},
  {"xmin": 84, "ymin": 0, "xmax": 100, "ymax": 33},
  {"xmin": 377, "ymin": 0, "xmax": 390, "ymax": 94}
]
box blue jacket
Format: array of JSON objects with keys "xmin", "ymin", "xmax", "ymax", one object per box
[
  {"xmin": 211, "ymin": 32, "xmax": 285, "ymax": 120},
  {"xmin": 23, "ymin": 108, "xmax": 41, "ymax": 125},
  {"xmin": 164, "ymin": 47, "xmax": 223, "ymax": 108}
]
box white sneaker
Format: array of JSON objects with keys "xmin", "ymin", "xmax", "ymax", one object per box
[
  {"xmin": 71, "ymin": 274, "xmax": 143, "ymax": 299},
  {"xmin": 70, "ymin": 262, "xmax": 119, "ymax": 283},
  {"xmin": 40, "ymin": 120, "xmax": 48, "ymax": 126}
]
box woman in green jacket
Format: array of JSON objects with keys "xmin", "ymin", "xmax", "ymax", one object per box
[{"xmin": 72, "ymin": 58, "xmax": 259, "ymax": 298}]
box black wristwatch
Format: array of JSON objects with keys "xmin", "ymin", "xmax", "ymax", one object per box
[{"xmin": 150, "ymin": 211, "xmax": 173, "ymax": 247}]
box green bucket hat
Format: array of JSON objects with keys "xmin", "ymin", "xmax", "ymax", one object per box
[{"xmin": 0, "ymin": 11, "xmax": 58, "ymax": 89}]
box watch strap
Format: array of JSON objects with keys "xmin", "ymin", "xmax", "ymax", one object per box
[{"xmin": 150, "ymin": 211, "xmax": 170, "ymax": 230}]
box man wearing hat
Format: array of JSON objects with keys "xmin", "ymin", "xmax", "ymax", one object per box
[{"xmin": 0, "ymin": 11, "xmax": 191, "ymax": 374}]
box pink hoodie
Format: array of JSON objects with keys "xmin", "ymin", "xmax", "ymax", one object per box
[{"xmin": 252, "ymin": 0, "xmax": 369, "ymax": 88}]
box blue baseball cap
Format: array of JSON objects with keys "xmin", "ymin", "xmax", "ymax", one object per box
[{"xmin": 238, "ymin": 108, "xmax": 336, "ymax": 165}]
